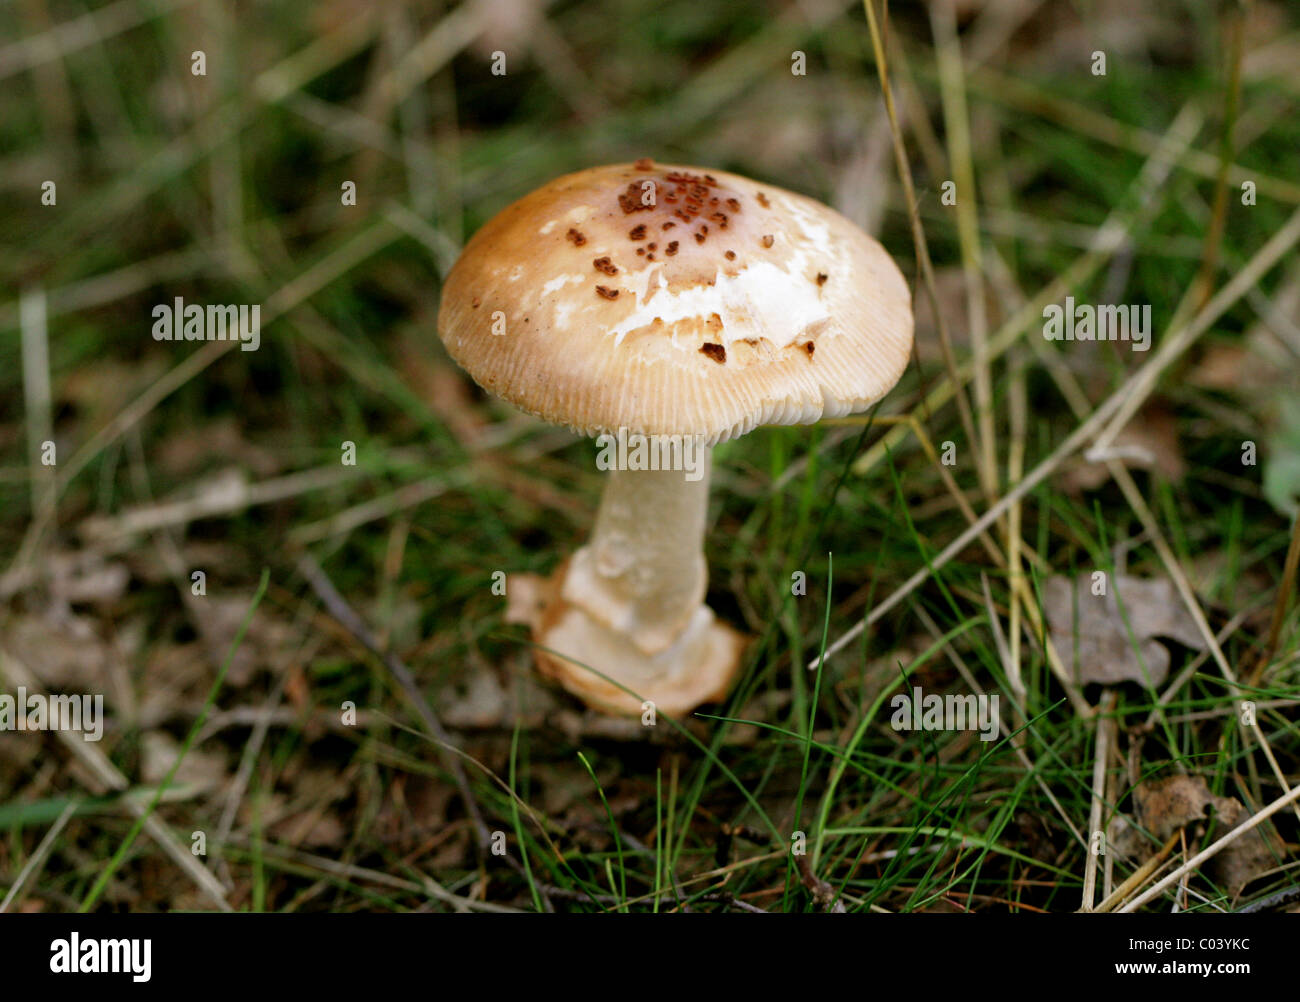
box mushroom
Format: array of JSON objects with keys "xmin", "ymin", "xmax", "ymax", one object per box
[{"xmin": 437, "ymin": 161, "xmax": 913, "ymax": 716}]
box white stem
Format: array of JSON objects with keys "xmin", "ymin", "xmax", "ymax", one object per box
[{"xmin": 561, "ymin": 447, "xmax": 712, "ymax": 655}]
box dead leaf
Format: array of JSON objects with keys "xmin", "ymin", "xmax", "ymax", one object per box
[
  {"xmin": 269, "ymin": 810, "xmax": 346, "ymax": 850},
  {"xmin": 1133, "ymin": 774, "xmax": 1220, "ymax": 841},
  {"xmin": 1210, "ymin": 797, "xmax": 1286, "ymax": 898},
  {"xmin": 140, "ymin": 731, "xmax": 227, "ymax": 795},
  {"xmin": 1043, "ymin": 574, "xmax": 1206, "ymax": 687},
  {"xmin": 1106, "ymin": 813, "xmax": 1151, "ymax": 862},
  {"xmin": 136, "ymin": 641, "xmax": 215, "ymax": 728},
  {"xmin": 1060, "ymin": 406, "xmax": 1186, "ymax": 491},
  {"xmin": 194, "ymin": 591, "xmax": 298, "ymax": 688},
  {"xmin": 156, "ymin": 416, "xmax": 280, "ymax": 479},
  {"xmin": 375, "ymin": 775, "xmax": 455, "ymax": 847},
  {"xmin": 1189, "ymin": 343, "xmax": 1251, "ymax": 392},
  {"xmin": 438, "ymin": 667, "xmax": 508, "ymax": 729},
  {"xmin": 61, "ymin": 356, "xmax": 166, "ymax": 427},
  {"xmin": 45, "ymin": 551, "xmax": 130, "ymax": 606},
  {"xmin": 1131, "ymin": 775, "xmax": 1285, "ymax": 897},
  {"xmin": 3, "ymin": 612, "xmax": 112, "ymax": 690},
  {"xmin": 1189, "ymin": 267, "xmax": 1299, "ymax": 396},
  {"xmin": 252, "ymin": 766, "xmax": 351, "ymax": 850}
]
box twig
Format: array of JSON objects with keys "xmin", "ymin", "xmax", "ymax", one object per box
[
  {"xmin": 915, "ymin": 602, "xmax": 1085, "ymax": 847},
  {"xmin": 20, "ymin": 286, "xmax": 52, "ymax": 530},
  {"xmin": 295, "ymin": 553, "xmax": 491, "ymax": 853},
  {"xmin": 5, "ymin": 219, "xmax": 403, "ymax": 580},
  {"xmin": 860, "ymin": 0, "xmax": 983, "ymax": 496},
  {"xmin": 816, "ymin": 177, "xmax": 1300, "ymax": 677},
  {"xmin": 1256, "ymin": 514, "xmax": 1300, "ymax": 682},
  {"xmin": 850, "ymin": 102, "xmax": 1203, "ymax": 478},
  {"xmin": 1091, "ymin": 832, "xmax": 1181, "ymax": 914},
  {"xmin": 1090, "ymin": 201, "xmax": 1300, "ymax": 454},
  {"xmin": 373, "ymin": 0, "xmax": 490, "ymax": 106},
  {"xmin": 1237, "ymin": 886, "xmax": 1300, "ymax": 914},
  {"xmin": 1005, "ymin": 354, "xmax": 1028, "ymax": 706},
  {"xmin": 929, "ymin": 0, "xmax": 996, "ymax": 500},
  {"xmin": 0, "ymin": 648, "xmax": 232, "ymax": 911},
  {"xmin": 796, "ymin": 855, "xmax": 847, "ymax": 913},
  {"xmin": 1118, "ymin": 782, "xmax": 1300, "ymax": 912},
  {"xmin": 219, "ymin": 833, "xmax": 519, "ymax": 913},
  {"xmin": 0, "ymin": 802, "xmax": 79, "ymax": 912},
  {"xmin": 1190, "ymin": 0, "xmax": 1244, "ymax": 311},
  {"xmin": 1081, "ymin": 691, "xmax": 1117, "ymax": 911},
  {"xmin": 0, "ymin": 0, "xmax": 199, "ymax": 80}
]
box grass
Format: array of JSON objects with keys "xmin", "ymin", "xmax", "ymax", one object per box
[{"xmin": 0, "ymin": 0, "xmax": 1298, "ymax": 913}]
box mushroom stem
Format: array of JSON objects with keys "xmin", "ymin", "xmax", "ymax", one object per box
[{"xmin": 561, "ymin": 445, "xmax": 712, "ymax": 655}]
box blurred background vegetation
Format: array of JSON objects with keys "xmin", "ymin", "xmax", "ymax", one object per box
[{"xmin": 1, "ymin": 0, "xmax": 1299, "ymax": 913}]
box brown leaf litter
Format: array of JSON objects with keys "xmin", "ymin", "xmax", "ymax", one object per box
[
  {"xmin": 1127, "ymin": 774, "xmax": 1286, "ymax": 898},
  {"xmin": 1042, "ymin": 573, "xmax": 1206, "ymax": 687}
]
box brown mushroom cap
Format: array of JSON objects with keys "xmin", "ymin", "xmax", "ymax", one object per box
[{"xmin": 437, "ymin": 160, "xmax": 913, "ymax": 445}]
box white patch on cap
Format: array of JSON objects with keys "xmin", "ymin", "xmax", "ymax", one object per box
[
  {"xmin": 605, "ymin": 216, "xmax": 836, "ymax": 352},
  {"xmin": 542, "ymin": 273, "xmax": 587, "ymax": 295},
  {"xmin": 605, "ymin": 260, "xmax": 832, "ymax": 349},
  {"xmin": 781, "ymin": 192, "xmax": 834, "ymax": 251}
]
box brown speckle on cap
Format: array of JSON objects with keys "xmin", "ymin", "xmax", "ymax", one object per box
[
  {"xmin": 634, "ymin": 157, "xmax": 654, "ymax": 171},
  {"xmin": 437, "ymin": 161, "xmax": 914, "ymax": 450},
  {"xmin": 618, "ymin": 182, "xmax": 655, "ymax": 215}
]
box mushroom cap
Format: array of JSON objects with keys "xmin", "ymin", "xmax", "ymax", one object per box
[{"xmin": 437, "ymin": 160, "xmax": 913, "ymax": 445}]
